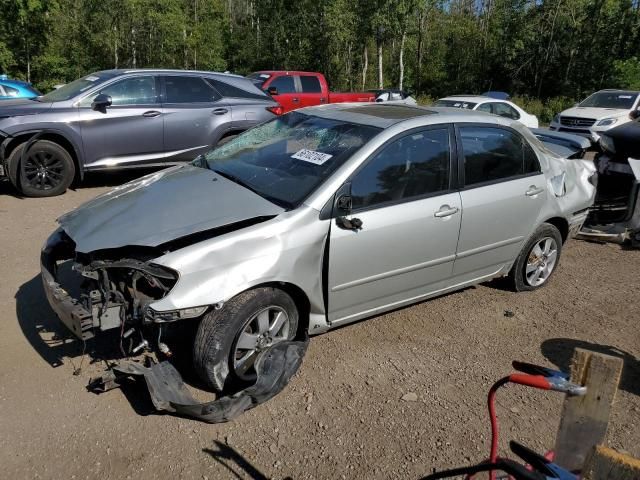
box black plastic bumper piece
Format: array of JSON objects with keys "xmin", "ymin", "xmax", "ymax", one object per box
[{"xmin": 88, "ymin": 338, "xmax": 309, "ymax": 423}]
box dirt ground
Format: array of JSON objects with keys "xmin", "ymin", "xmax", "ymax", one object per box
[{"xmin": 1, "ymin": 172, "xmax": 639, "ymax": 480}]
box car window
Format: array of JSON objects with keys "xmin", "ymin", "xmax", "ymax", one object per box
[
  {"xmin": 351, "ymin": 128, "xmax": 450, "ymax": 210},
  {"xmin": 433, "ymin": 99, "xmax": 477, "ymax": 109},
  {"xmin": 460, "ymin": 126, "xmax": 539, "ymax": 186},
  {"xmin": 164, "ymin": 76, "xmax": 218, "ymax": 103},
  {"xmin": 300, "ymin": 75, "xmax": 322, "ymax": 93},
  {"xmin": 493, "ymin": 102, "xmax": 520, "ymax": 119},
  {"xmin": 476, "ymin": 103, "xmax": 492, "ymax": 113},
  {"xmin": 3, "ymin": 85, "xmax": 19, "ymax": 97},
  {"xmin": 205, "ymin": 78, "xmax": 264, "ymax": 101},
  {"xmin": 81, "ymin": 76, "xmax": 157, "ymax": 106},
  {"xmin": 0, "ymin": 85, "xmax": 5, "ymax": 96},
  {"xmin": 268, "ymin": 76, "xmax": 296, "ymax": 94}
]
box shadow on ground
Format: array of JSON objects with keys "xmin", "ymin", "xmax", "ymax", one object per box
[
  {"xmin": 203, "ymin": 440, "xmax": 276, "ymax": 480},
  {"xmin": 541, "ymin": 338, "xmax": 640, "ymax": 396}
]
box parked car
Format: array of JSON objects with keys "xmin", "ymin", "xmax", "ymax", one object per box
[
  {"xmin": 247, "ymin": 71, "xmax": 375, "ymax": 113},
  {"xmin": 433, "ymin": 95, "xmax": 539, "ymax": 128},
  {"xmin": 0, "ymin": 78, "xmax": 40, "ymax": 100},
  {"xmin": 580, "ymin": 118, "xmax": 640, "ymax": 247},
  {"xmin": 41, "ymin": 104, "xmax": 596, "ymax": 393},
  {"xmin": 370, "ymin": 89, "xmax": 418, "ymax": 105},
  {"xmin": 549, "ymin": 89, "xmax": 640, "ymax": 143},
  {"xmin": 0, "ymin": 69, "xmax": 279, "ymax": 197}
]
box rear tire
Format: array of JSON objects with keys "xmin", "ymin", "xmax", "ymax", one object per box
[
  {"xmin": 508, "ymin": 223, "xmax": 563, "ymax": 292},
  {"xmin": 8, "ymin": 140, "xmax": 75, "ymax": 197},
  {"xmin": 193, "ymin": 287, "xmax": 299, "ymax": 392}
]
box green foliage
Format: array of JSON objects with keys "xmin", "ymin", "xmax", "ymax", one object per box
[
  {"xmin": 0, "ymin": 0, "xmax": 639, "ymax": 103},
  {"xmin": 511, "ymin": 96, "xmax": 577, "ymax": 125},
  {"xmin": 613, "ymin": 57, "xmax": 640, "ymax": 90}
]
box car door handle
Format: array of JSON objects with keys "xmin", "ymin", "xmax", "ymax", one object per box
[
  {"xmin": 292, "ymin": 98, "xmax": 300, "ymax": 103},
  {"xmin": 525, "ymin": 186, "xmax": 544, "ymax": 197},
  {"xmin": 434, "ymin": 205, "xmax": 459, "ymax": 218},
  {"xmin": 142, "ymin": 110, "xmax": 161, "ymax": 118},
  {"xmin": 212, "ymin": 108, "xmax": 228, "ymax": 115}
]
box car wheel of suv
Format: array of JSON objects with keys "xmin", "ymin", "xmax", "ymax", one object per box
[
  {"xmin": 193, "ymin": 287, "xmax": 299, "ymax": 392},
  {"xmin": 8, "ymin": 140, "xmax": 75, "ymax": 197},
  {"xmin": 509, "ymin": 223, "xmax": 563, "ymax": 292}
]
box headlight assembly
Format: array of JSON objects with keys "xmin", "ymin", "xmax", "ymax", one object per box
[
  {"xmin": 145, "ymin": 305, "xmax": 208, "ymax": 323},
  {"xmin": 596, "ymin": 118, "xmax": 617, "ymax": 127}
]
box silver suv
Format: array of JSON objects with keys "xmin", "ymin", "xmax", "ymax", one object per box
[
  {"xmin": 0, "ymin": 69, "xmax": 278, "ymax": 196},
  {"xmin": 41, "ymin": 105, "xmax": 596, "ymax": 392}
]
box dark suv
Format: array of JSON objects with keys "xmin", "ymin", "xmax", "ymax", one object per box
[{"xmin": 0, "ymin": 69, "xmax": 279, "ymax": 196}]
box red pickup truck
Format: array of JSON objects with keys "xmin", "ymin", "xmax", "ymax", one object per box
[{"xmin": 247, "ymin": 71, "xmax": 375, "ymax": 113}]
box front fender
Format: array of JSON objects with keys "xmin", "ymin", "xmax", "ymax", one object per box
[{"xmin": 149, "ymin": 207, "xmax": 331, "ymax": 332}]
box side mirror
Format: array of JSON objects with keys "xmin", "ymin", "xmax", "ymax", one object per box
[
  {"xmin": 630, "ymin": 109, "xmax": 640, "ymax": 120},
  {"xmin": 333, "ymin": 183, "xmax": 363, "ymax": 231},
  {"xmin": 267, "ymin": 86, "xmax": 279, "ymax": 96},
  {"xmin": 91, "ymin": 93, "xmax": 112, "ymax": 113}
]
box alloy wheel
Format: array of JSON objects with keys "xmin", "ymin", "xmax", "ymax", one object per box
[
  {"xmin": 232, "ymin": 306, "xmax": 291, "ymax": 380},
  {"xmin": 525, "ymin": 237, "xmax": 558, "ymax": 287},
  {"xmin": 22, "ymin": 150, "xmax": 66, "ymax": 191}
]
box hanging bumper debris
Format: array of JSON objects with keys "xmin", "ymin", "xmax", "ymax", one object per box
[{"xmin": 88, "ymin": 339, "xmax": 308, "ymax": 423}]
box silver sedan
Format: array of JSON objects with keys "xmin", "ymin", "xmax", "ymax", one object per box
[{"xmin": 42, "ymin": 104, "xmax": 596, "ymax": 392}]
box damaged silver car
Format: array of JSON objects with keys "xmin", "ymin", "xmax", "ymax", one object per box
[{"xmin": 41, "ymin": 104, "xmax": 597, "ymax": 393}]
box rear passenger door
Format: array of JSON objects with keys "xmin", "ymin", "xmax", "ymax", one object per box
[
  {"xmin": 453, "ymin": 125, "xmax": 547, "ymax": 281},
  {"xmin": 297, "ymin": 75, "xmax": 326, "ymax": 108},
  {"xmin": 161, "ymin": 75, "xmax": 227, "ymax": 163}
]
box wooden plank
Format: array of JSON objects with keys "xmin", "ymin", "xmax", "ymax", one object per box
[
  {"xmin": 583, "ymin": 445, "xmax": 640, "ymax": 480},
  {"xmin": 553, "ymin": 348, "xmax": 623, "ymax": 471}
]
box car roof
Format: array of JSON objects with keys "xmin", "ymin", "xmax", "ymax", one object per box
[
  {"xmin": 253, "ymin": 70, "xmax": 318, "ymax": 76},
  {"xmin": 0, "ymin": 79, "xmax": 32, "ymax": 87},
  {"xmin": 298, "ymin": 103, "xmax": 502, "ymax": 129},
  {"xmin": 438, "ymin": 95, "xmax": 499, "ymax": 103},
  {"xmin": 96, "ymin": 69, "xmax": 244, "ymax": 79}
]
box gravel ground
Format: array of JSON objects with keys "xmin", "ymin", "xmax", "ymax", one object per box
[{"xmin": 0, "ymin": 173, "xmax": 639, "ymax": 480}]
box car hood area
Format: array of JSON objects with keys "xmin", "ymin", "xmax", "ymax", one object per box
[
  {"xmin": 560, "ymin": 106, "xmax": 631, "ymax": 121},
  {"xmin": 0, "ymin": 98, "xmax": 53, "ymax": 117},
  {"xmin": 58, "ymin": 165, "xmax": 285, "ymax": 253}
]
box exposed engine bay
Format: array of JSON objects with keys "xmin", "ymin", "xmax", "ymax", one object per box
[{"xmin": 41, "ymin": 229, "xmax": 182, "ymax": 355}]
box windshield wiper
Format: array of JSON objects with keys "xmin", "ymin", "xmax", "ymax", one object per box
[{"xmin": 212, "ymin": 169, "xmax": 292, "ymax": 209}]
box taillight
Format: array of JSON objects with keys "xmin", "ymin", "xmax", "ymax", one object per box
[{"xmin": 267, "ymin": 106, "xmax": 284, "ymax": 116}]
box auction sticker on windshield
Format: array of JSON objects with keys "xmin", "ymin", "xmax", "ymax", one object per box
[{"xmin": 292, "ymin": 149, "xmax": 333, "ymax": 165}]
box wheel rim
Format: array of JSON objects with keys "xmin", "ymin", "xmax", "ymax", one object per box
[
  {"xmin": 22, "ymin": 150, "xmax": 66, "ymax": 191},
  {"xmin": 232, "ymin": 306, "xmax": 291, "ymax": 380},
  {"xmin": 525, "ymin": 237, "xmax": 558, "ymax": 287}
]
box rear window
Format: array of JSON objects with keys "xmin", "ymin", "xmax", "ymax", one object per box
[
  {"xmin": 300, "ymin": 75, "xmax": 322, "ymax": 93},
  {"xmin": 247, "ymin": 72, "xmax": 271, "ymax": 89},
  {"xmin": 164, "ymin": 76, "xmax": 219, "ymax": 103},
  {"xmin": 434, "ymin": 99, "xmax": 477, "ymax": 109},
  {"xmin": 206, "ymin": 78, "xmax": 267, "ymax": 101}
]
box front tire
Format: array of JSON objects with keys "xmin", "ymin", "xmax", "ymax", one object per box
[
  {"xmin": 8, "ymin": 140, "xmax": 75, "ymax": 197},
  {"xmin": 193, "ymin": 287, "xmax": 299, "ymax": 392},
  {"xmin": 509, "ymin": 223, "xmax": 563, "ymax": 292}
]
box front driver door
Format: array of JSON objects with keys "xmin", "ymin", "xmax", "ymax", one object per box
[
  {"xmin": 78, "ymin": 75, "xmax": 164, "ymax": 169},
  {"xmin": 328, "ymin": 126, "xmax": 462, "ymax": 325}
]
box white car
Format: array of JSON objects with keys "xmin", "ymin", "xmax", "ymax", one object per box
[
  {"xmin": 549, "ymin": 89, "xmax": 640, "ymax": 143},
  {"xmin": 433, "ymin": 95, "xmax": 539, "ymax": 128}
]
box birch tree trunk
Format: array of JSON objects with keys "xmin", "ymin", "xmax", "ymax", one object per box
[
  {"xmin": 399, "ymin": 31, "xmax": 406, "ymax": 90},
  {"xmin": 377, "ymin": 41, "xmax": 383, "ymax": 89},
  {"xmin": 362, "ymin": 45, "xmax": 368, "ymax": 91}
]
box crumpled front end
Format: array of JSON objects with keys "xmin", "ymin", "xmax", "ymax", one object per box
[{"xmin": 41, "ymin": 228, "xmax": 183, "ymax": 348}]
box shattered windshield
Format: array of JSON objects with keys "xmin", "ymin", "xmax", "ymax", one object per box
[
  {"xmin": 204, "ymin": 111, "xmax": 381, "ymax": 209},
  {"xmin": 579, "ymin": 92, "xmax": 639, "ymax": 109}
]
